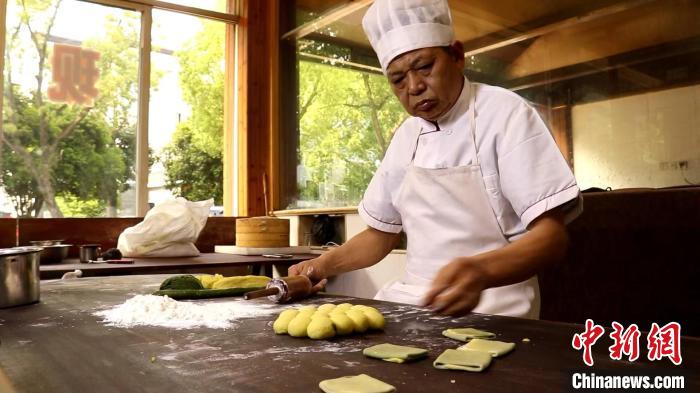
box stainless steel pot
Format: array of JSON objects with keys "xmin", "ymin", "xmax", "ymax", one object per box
[{"xmin": 0, "ymin": 247, "xmax": 41, "ymax": 308}]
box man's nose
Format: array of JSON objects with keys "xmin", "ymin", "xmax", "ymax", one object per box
[{"xmin": 407, "ymin": 72, "xmax": 426, "ymax": 95}]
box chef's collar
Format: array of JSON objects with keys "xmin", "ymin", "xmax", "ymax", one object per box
[{"xmin": 418, "ymin": 77, "xmax": 470, "ymax": 133}]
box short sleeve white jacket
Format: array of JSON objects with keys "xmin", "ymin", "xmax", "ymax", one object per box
[{"xmin": 359, "ymin": 79, "xmax": 582, "ymax": 240}]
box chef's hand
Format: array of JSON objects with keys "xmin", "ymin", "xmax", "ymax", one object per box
[
  {"xmin": 288, "ymin": 257, "xmax": 328, "ymax": 295},
  {"xmin": 422, "ymin": 257, "xmax": 488, "ymax": 317}
]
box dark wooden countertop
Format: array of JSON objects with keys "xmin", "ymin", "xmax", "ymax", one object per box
[
  {"xmin": 39, "ymin": 253, "xmax": 317, "ymax": 279},
  {"xmin": 0, "ymin": 275, "xmax": 697, "ymax": 392}
]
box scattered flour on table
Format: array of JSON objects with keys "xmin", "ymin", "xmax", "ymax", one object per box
[{"xmin": 94, "ymin": 295, "xmax": 278, "ymax": 329}]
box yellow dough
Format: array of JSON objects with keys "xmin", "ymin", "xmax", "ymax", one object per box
[
  {"xmin": 317, "ymin": 303, "xmax": 337, "ymax": 313},
  {"xmin": 346, "ymin": 309, "xmax": 369, "ymax": 333},
  {"xmin": 210, "ymin": 275, "xmax": 271, "ymax": 289},
  {"xmin": 307, "ymin": 316, "xmax": 336, "ymax": 339},
  {"xmin": 272, "ymin": 304, "xmax": 385, "ymax": 338},
  {"xmin": 458, "ymin": 339, "xmax": 515, "ymax": 357},
  {"xmin": 196, "ymin": 274, "xmax": 224, "ymax": 289},
  {"xmin": 362, "ymin": 308, "xmax": 385, "ymax": 330},
  {"xmin": 335, "ymin": 303, "xmax": 353, "ymax": 312},
  {"xmin": 273, "ymin": 309, "xmax": 299, "ymax": 334},
  {"xmin": 329, "ymin": 312, "xmax": 354, "ymax": 336},
  {"xmin": 287, "ymin": 314, "xmax": 312, "ymax": 337}
]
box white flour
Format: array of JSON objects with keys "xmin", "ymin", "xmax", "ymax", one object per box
[{"xmin": 94, "ymin": 295, "xmax": 277, "ymax": 329}]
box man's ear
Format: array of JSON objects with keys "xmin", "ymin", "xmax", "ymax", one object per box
[{"xmin": 450, "ymin": 40, "xmax": 465, "ymax": 65}]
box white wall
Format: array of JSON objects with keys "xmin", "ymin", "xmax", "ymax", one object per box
[
  {"xmin": 325, "ymin": 214, "xmax": 407, "ymax": 299},
  {"xmin": 572, "ymin": 84, "xmax": 700, "ymax": 189}
]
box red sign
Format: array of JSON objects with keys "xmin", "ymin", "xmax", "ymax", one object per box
[{"xmin": 47, "ymin": 44, "xmax": 100, "ymax": 106}]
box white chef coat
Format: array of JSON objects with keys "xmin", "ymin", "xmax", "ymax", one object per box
[{"xmin": 358, "ymin": 77, "xmax": 582, "ymax": 316}]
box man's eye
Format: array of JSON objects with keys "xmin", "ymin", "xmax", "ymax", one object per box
[
  {"xmin": 419, "ymin": 62, "xmax": 433, "ymax": 71},
  {"xmin": 391, "ymin": 76, "xmax": 404, "ymax": 85}
]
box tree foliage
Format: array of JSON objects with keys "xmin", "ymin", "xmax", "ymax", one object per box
[
  {"xmin": 160, "ymin": 19, "xmax": 224, "ymax": 204},
  {"xmin": 0, "ymin": 0, "xmax": 142, "ymax": 217},
  {"xmin": 296, "ymin": 59, "xmax": 406, "ymax": 207}
]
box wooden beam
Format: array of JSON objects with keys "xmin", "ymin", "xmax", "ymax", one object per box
[
  {"xmin": 223, "ymin": 0, "xmax": 236, "ymax": 216},
  {"xmin": 463, "ymin": 0, "xmax": 655, "ymax": 58},
  {"xmin": 281, "ymin": 0, "xmax": 373, "ymax": 41}
]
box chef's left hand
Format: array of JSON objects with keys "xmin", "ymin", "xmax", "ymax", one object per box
[{"xmin": 422, "ymin": 257, "xmax": 489, "ymax": 317}]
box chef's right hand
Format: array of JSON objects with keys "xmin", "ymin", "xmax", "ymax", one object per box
[{"xmin": 288, "ymin": 257, "xmax": 328, "ymax": 295}]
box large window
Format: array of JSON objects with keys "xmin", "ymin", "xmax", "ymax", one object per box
[
  {"xmin": 0, "ymin": 0, "xmax": 235, "ymax": 218},
  {"xmin": 279, "ymin": 0, "xmax": 700, "ymax": 210}
]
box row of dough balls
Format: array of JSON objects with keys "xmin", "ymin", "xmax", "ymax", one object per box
[{"xmin": 273, "ymin": 303, "xmax": 386, "ymax": 339}]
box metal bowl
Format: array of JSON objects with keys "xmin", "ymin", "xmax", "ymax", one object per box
[
  {"xmin": 29, "ymin": 240, "xmax": 66, "ymax": 247},
  {"xmin": 37, "ymin": 244, "xmax": 72, "ymax": 264}
]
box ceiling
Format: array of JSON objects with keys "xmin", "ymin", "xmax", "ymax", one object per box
[{"xmin": 292, "ymin": 0, "xmax": 700, "ymax": 82}]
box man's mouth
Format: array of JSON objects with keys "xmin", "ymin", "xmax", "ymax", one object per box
[{"xmin": 414, "ymin": 99, "xmax": 437, "ymax": 112}]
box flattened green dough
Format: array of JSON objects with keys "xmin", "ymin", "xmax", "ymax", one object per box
[
  {"xmin": 363, "ymin": 343, "xmax": 428, "ymax": 363},
  {"xmin": 319, "ymin": 374, "xmax": 395, "ymax": 393},
  {"xmin": 433, "ymin": 349, "xmax": 492, "ymax": 372},
  {"xmin": 458, "ymin": 338, "xmax": 515, "ymax": 357},
  {"xmin": 442, "ymin": 327, "xmax": 496, "ymax": 342}
]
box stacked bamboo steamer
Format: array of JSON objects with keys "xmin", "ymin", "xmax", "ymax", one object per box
[{"xmin": 235, "ymin": 217, "xmax": 290, "ymax": 248}]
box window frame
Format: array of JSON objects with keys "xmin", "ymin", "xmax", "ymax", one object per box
[{"xmin": 0, "ymin": 0, "xmax": 241, "ymax": 217}]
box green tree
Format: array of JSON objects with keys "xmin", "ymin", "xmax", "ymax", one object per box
[
  {"xmin": 296, "ymin": 58, "xmax": 406, "ymax": 206},
  {"xmin": 160, "ymin": 18, "xmax": 224, "ymax": 204},
  {"xmin": 0, "ymin": 0, "xmax": 143, "ymax": 217}
]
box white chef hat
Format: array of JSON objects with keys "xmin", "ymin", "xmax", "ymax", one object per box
[{"xmin": 362, "ymin": 0, "xmax": 455, "ymax": 73}]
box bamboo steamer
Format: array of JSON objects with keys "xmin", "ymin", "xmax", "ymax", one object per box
[{"xmin": 235, "ymin": 217, "xmax": 290, "ymax": 248}]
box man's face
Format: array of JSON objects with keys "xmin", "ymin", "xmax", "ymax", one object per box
[{"xmin": 386, "ymin": 43, "xmax": 465, "ymax": 122}]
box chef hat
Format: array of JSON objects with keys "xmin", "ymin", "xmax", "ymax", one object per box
[{"xmin": 362, "ymin": 0, "xmax": 455, "ymax": 73}]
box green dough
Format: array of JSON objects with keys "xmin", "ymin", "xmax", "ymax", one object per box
[
  {"xmin": 273, "ymin": 309, "xmax": 299, "ymax": 334},
  {"xmin": 307, "ymin": 316, "xmax": 336, "ymax": 339},
  {"xmin": 363, "ymin": 343, "xmax": 428, "ymax": 363},
  {"xmin": 433, "ymin": 349, "xmax": 492, "ymax": 372},
  {"xmin": 159, "ymin": 275, "xmax": 204, "ymax": 290},
  {"xmin": 319, "ymin": 374, "xmax": 395, "ymax": 393},
  {"xmin": 442, "ymin": 327, "xmax": 496, "ymax": 342},
  {"xmin": 458, "ymin": 338, "xmax": 515, "ymax": 357}
]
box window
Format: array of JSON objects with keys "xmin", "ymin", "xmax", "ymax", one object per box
[
  {"xmin": 0, "ymin": 0, "xmax": 236, "ymax": 218},
  {"xmin": 279, "ymin": 0, "xmax": 700, "ymax": 210}
]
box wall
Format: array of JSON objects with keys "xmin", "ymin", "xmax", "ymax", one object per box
[{"xmin": 573, "ymin": 84, "xmax": 700, "ymax": 189}]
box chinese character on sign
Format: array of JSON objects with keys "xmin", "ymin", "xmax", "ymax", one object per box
[
  {"xmin": 647, "ymin": 322, "xmax": 682, "ymax": 365},
  {"xmin": 47, "ymin": 44, "xmax": 100, "ymax": 106},
  {"xmin": 572, "ymin": 319, "xmax": 605, "ymax": 366},
  {"xmin": 609, "ymin": 321, "xmax": 640, "ymax": 362}
]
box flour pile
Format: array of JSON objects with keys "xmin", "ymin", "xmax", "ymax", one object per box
[{"xmin": 94, "ymin": 295, "xmax": 277, "ymax": 329}]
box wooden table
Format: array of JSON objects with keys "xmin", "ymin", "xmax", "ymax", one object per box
[
  {"xmin": 0, "ymin": 275, "xmax": 697, "ymax": 393},
  {"xmin": 39, "ymin": 253, "xmax": 317, "ymax": 279}
]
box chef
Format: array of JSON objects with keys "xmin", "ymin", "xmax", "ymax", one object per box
[{"xmin": 289, "ymin": 0, "xmax": 582, "ymax": 319}]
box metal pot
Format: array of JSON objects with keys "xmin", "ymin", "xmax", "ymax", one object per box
[
  {"xmin": 0, "ymin": 247, "xmax": 41, "ymax": 308},
  {"xmin": 37, "ymin": 244, "xmax": 71, "ymax": 264}
]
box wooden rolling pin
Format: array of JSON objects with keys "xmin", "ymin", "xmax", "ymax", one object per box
[{"xmin": 244, "ymin": 275, "xmax": 312, "ymax": 302}]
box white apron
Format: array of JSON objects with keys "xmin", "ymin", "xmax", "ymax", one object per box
[{"xmin": 374, "ymin": 83, "xmax": 540, "ymax": 319}]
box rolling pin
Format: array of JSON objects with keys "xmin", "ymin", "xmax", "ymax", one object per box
[{"xmin": 244, "ymin": 275, "xmax": 312, "ymax": 302}]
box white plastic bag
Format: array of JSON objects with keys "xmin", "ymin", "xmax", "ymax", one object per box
[{"xmin": 117, "ymin": 198, "xmax": 214, "ymax": 257}]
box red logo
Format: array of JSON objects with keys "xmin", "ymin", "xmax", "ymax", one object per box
[{"xmin": 572, "ymin": 320, "xmax": 683, "ymax": 366}]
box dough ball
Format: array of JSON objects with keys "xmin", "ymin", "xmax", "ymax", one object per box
[
  {"xmin": 349, "ymin": 304, "xmax": 370, "ymax": 311},
  {"xmin": 345, "ymin": 309, "xmax": 369, "ymax": 333},
  {"xmin": 362, "ymin": 309, "xmax": 385, "ymax": 330},
  {"xmin": 288, "ymin": 314, "xmax": 312, "ymax": 337},
  {"xmin": 329, "ymin": 312, "xmax": 354, "ymax": 336},
  {"xmin": 317, "ymin": 303, "xmax": 336, "ymax": 313},
  {"xmin": 311, "ymin": 311, "xmax": 330, "ymax": 319},
  {"xmin": 273, "ymin": 309, "xmax": 299, "ymax": 334},
  {"xmin": 307, "ymin": 317, "xmax": 336, "ymax": 340},
  {"xmin": 335, "ymin": 303, "xmax": 353, "ymax": 312}
]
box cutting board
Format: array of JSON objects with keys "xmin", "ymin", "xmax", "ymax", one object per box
[{"xmin": 214, "ymin": 245, "xmax": 311, "ymax": 255}]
